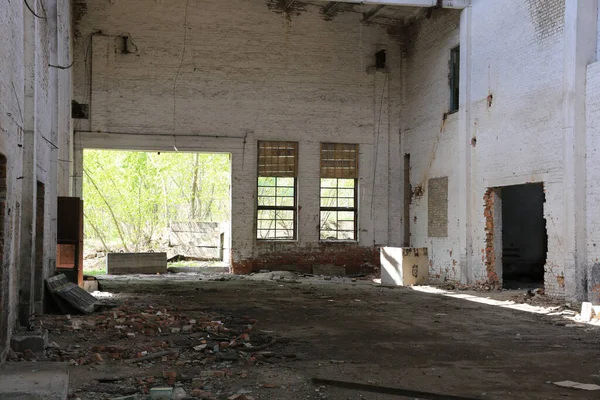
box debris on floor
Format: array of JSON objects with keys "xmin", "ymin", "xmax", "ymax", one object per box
[
  {"xmin": 552, "ymin": 380, "xmax": 600, "ymax": 391},
  {"xmin": 10, "ymin": 291, "xmax": 290, "ymax": 399}
]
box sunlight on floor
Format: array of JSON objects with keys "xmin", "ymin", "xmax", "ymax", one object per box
[{"xmin": 410, "ymin": 285, "xmax": 576, "ymax": 316}]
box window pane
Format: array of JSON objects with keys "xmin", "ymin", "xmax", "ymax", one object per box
[
  {"xmin": 338, "ymin": 211, "xmax": 355, "ymax": 221},
  {"xmin": 321, "ymin": 231, "xmax": 337, "ymax": 240},
  {"xmin": 257, "ymin": 220, "xmax": 274, "ymax": 230},
  {"xmin": 258, "ymin": 177, "xmax": 276, "ymax": 186},
  {"xmin": 338, "ymin": 220, "xmax": 355, "ymax": 231},
  {"xmin": 256, "ymin": 176, "xmax": 297, "ymax": 240},
  {"xmin": 277, "ymin": 177, "xmax": 294, "ymax": 186},
  {"xmin": 276, "ymin": 210, "xmax": 294, "ymax": 220},
  {"xmin": 338, "ymin": 188, "xmax": 354, "ymax": 199},
  {"xmin": 277, "ymin": 187, "xmax": 294, "ymax": 197},
  {"xmin": 321, "ymin": 178, "xmax": 338, "ymax": 188},
  {"xmin": 338, "ymin": 179, "xmax": 355, "ymax": 188},
  {"xmin": 319, "ymin": 178, "xmax": 357, "ymax": 241},
  {"xmin": 338, "ymin": 197, "xmax": 354, "ymax": 208},
  {"xmin": 257, "ymin": 229, "xmax": 275, "ymax": 239},
  {"xmin": 321, "ymin": 197, "xmax": 336, "ymax": 208},
  {"xmin": 277, "ymin": 197, "xmax": 294, "ymax": 207},
  {"xmin": 258, "ymin": 186, "xmax": 275, "ymax": 197},
  {"xmin": 339, "ymin": 230, "xmax": 355, "ymax": 240},
  {"xmin": 258, "ymin": 196, "xmax": 275, "ymax": 206},
  {"xmin": 258, "ymin": 209, "xmax": 275, "ymax": 220}
]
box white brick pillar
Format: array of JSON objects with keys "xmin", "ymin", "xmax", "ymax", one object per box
[
  {"xmin": 458, "ymin": 5, "xmax": 472, "ymax": 284},
  {"xmin": 562, "ymin": 0, "xmax": 597, "ymax": 301}
]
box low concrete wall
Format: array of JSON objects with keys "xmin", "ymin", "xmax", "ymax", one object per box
[{"xmin": 106, "ymin": 253, "xmax": 167, "ymax": 275}]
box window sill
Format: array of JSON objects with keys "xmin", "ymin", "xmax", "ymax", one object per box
[{"xmin": 319, "ymin": 240, "xmax": 359, "ymax": 244}]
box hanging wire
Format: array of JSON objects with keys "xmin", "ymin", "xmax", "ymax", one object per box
[
  {"xmin": 24, "ymin": 0, "xmax": 47, "ymax": 19},
  {"xmin": 49, "ymin": 60, "xmax": 74, "ymax": 70},
  {"xmin": 172, "ymin": 0, "xmax": 191, "ymax": 135}
]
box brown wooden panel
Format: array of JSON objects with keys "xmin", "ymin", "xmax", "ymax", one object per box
[
  {"xmin": 57, "ymin": 197, "xmax": 84, "ymax": 286},
  {"xmin": 258, "ymin": 141, "xmax": 298, "ymax": 177},
  {"xmin": 320, "ymin": 143, "xmax": 358, "ymax": 179}
]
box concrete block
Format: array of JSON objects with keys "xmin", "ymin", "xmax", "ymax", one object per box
[
  {"xmin": 82, "ymin": 280, "xmax": 99, "ymax": 292},
  {"xmin": 11, "ymin": 329, "xmax": 48, "ymax": 355},
  {"xmin": 581, "ymin": 302, "xmax": 593, "ymax": 322},
  {"xmin": 312, "ymin": 264, "xmax": 346, "ymax": 276},
  {"xmin": 107, "ymin": 253, "xmax": 167, "ymax": 275},
  {"xmin": 380, "ymin": 247, "xmax": 429, "ymax": 286}
]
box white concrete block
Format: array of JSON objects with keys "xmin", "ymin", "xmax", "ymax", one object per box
[
  {"xmin": 581, "ymin": 301, "xmax": 593, "ymax": 322},
  {"xmin": 107, "ymin": 253, "xmax": 168, "ymax": 275},
  {"xmin": 381, "ymin": 247, "xmax": 429, "ymax": 286}
]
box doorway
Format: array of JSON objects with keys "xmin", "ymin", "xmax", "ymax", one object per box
[
  {"xmin": 501, "ymin": 183, "xmax": 547, "ymax": 289},
  {"xmin": 0, "ymin": 154, "xmax": 7, "ymax": 353},
  {"xmin": 34, "ymin": 181, "xmax": 45, "ymax": 311},
  {"xmin": 82, "ymin": 150, "xmax": 231, "ymax": 275}
]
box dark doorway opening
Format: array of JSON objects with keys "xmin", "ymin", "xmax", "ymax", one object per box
[
  {"xmin": 34, "ymin": 181, "xmax": 45, "ymax": 312},
  {"xmin": 501, "ymin": 183, "xmax": 547, "ymax": 289},
  {"xmin": 0, "ymin": 154, "xmax": 7, "ymax": 353}
]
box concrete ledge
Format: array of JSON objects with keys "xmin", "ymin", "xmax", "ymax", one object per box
[
  {"xmin": 0, "ymin": 362, "xmax": 69, "ymax": 399},
  {"xmin": 107, "ymin": 253, "xmax": 167, "ymax": 275}
]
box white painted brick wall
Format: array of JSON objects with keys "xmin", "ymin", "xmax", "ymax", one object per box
[
  {"xmin": 403, "ymin": 9, "xmax": 462, "ymax": 281},
  {"xmin": 404, "ymin": 0, "xmax": 567, "ymax": 293},
  {"xmin": 72, "ymin": 0, "xmax": 403, "ymax": 265},
  {"xmin": 470, "ymin": 0, "xmax": 566, "ymax": 294},
  {"xmin": 0, "ymin": 0, "xmax": 72, "ymax": 357},
  {"xmin": 586, "ymin": 61, "xmax": 600, "ymax": 281}
]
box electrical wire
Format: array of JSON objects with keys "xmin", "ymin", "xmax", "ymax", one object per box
[
  {"xmin": 172, "ymin": 0, "xmax": 191, "ymax": 134},
  {"xmin": 49, "ymin": 60, "xmax": 74, "ymax": 70},
  {"xmin": 24, "ymin": 0, "xmax": 47, "ymax": 19}
]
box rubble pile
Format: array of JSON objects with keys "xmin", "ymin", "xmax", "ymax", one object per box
[{"xmin": 11, "ymin": 300, "xmax": 286, "ymax": 399}]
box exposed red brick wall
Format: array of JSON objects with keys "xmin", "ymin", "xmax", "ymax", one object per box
[
  {"xmin": 483, "ymin": 189, "xmax": 500, "ymax": 284},
  {"xmin": 231, "ymin": 244, "xmax": 380, "ymax": 275}
]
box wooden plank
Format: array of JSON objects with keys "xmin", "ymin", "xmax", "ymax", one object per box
[
  {"xmin": 46, "ymin": 274, "xmax": 97, "ymax": 314},
  {"xmin": 312, "ymin": 378, "xmax": 480, "ymax": 400}
]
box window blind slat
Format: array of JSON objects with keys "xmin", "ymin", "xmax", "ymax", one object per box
[
  {"xmin": 320, "ymin": 143, "xmax": 358, "ymax": 179},
  {"xmin": 258, "ymin": 141, "xmax": 298, "ymax": 177}
]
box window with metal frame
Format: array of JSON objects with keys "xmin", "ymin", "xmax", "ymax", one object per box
[
  {"xmin": 319, "ymin": 143, "xmax": 358, "ymax": 241},
  {"xmin": 257, "ymin": 141, "xmax": 298, "ymax": 240},
  {"xmin": 449, "ymin": 46, "xmax": 460, "ymax": 113}
]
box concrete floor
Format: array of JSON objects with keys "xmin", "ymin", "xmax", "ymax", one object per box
[
  {"xmin": 0, "ymin": 361, "xmax": 69, "ymax": 399},
  {"xmin": 28, "ymin": 274, "xmax": 600, "ymax": 399}
]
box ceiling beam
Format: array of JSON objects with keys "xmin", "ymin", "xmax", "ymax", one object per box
[
  {"xmin": 313, "ymin": 0, "xmax": 469, "ymax": 9},
  {"xmin": 362, "ymin": 5, "xmax": 386, "ymax": 22},
  {"xmin": 323, "ymin": 1, "xmax": 342, "ymax": 16}
]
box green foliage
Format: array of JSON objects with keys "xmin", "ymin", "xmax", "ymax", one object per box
[{"xmin": 83, "ymin": 150, "xmax": 230, "ymax": 252}]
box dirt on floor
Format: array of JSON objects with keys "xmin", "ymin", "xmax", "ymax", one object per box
[{"xmin": 6, "ymin": 272, "xmax": 600, "ymax": 399}]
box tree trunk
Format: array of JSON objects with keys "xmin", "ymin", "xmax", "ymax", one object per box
[
  {"xmin": 84, "ymin": 213, "xmax": 110, "ymax": 252},
  {"xmin": 83, "ymin": 167, "xmax": 131, "ymax": 252},
  {"xmin": 190, "ymin": 153, "xmax": 200, "ymax": 219}
]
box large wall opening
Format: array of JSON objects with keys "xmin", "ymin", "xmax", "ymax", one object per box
[
  {"xmin": 0, "ymin": 154, "xmax": 7, "ymax": 353},
  {"xmin": 82, "ymin": 150, "xmax": 231, "ymax": 275},
  {"xmin": 501, "ymin": 183, "xmax": 547, "ymax": 289},
  {"xmin": 34, "ymin": 181, "xmax": 45, "ymax": 311}
]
